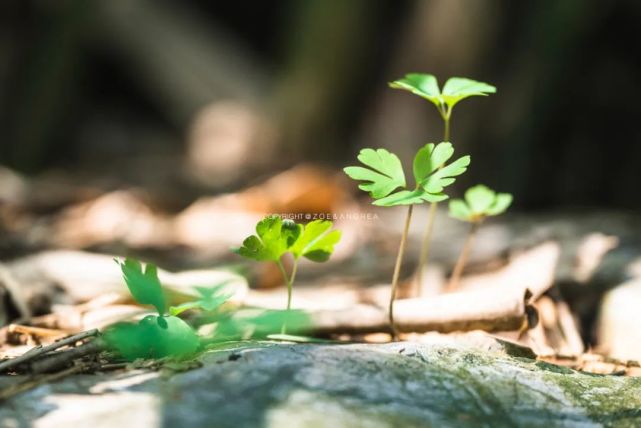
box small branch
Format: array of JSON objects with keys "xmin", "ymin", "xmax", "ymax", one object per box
[
  {"xmin": 29, "ymin": 339, "xmax": 105, "ymax": 374},
  {"xmin": 0, "ymin": 329, "xmax": 99, "ymax": 373}
]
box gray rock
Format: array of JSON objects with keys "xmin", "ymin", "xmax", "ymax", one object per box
[{"xmin": 1, "ymin": 340, "xmax": 640, "ymax": 427}]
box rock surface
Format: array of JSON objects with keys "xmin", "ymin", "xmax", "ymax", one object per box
[{"xmin": 1, "ymin": 338, "xmax": 641, "ymax": 427}]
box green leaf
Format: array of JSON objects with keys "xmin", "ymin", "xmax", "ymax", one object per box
[
  {"xmin": 374, "ymin": 189, "xmax": 448, "ymax": 207},
  {"xmin": 412, "ymin": 142, "xmax": 455, "ymax": 184},
  {"xmin": 353, "ymin": 142, "xmax": 469, "ymax": 207},
  {"xmin": 169, "ymin": 283, "xmax": 233, "ymax": 316},
  {"xmin": 447, "ymin": 184, "xmax": 513, "ymax": 222},
  {"xmin": 448, "ymin": 199, "xmax": 472, "ymax": 221},
  {"xmin": 441, "ymin": 77, "xmax": 496, "ymax": 108},
  {"xmin": 465, "ymin": 184, "xmax": 496, "ymax": 214},
  {"xmin": 421, "ymin": 154, "xmax": 471, "ymax": 194},
  {"xmin": 103, "ymin": 315, "xmax": 200, "ymax": 360},
  {"xmin": 486, "ymin": 193, "xmax": 513, "ymax": 216},
  {"xmin": 290, "ymin": 219, "xmax": 341, "ymax": 262},
  {"xmin": 344, "ymin": 148, "xmax": 406, "ymax": 199},
  {"xmin": 234, "ymin": 216, "xmax": 301, "ymax": 262},
  {"xmin": 213, "ymin": 309, "xmax": 311, "ymax": 341},
  {"xmin": 390, "ymin": 73, "xmax": 496, "ymax": 111},
  {"xmin": 389, "ymin": 73, "xmax": 442, "ymax": 108},
  {"xmin": 117, "ymin": 258, "xmax": 166, "ymax": 316}
]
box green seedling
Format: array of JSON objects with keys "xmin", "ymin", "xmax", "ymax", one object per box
[
  {"xmin": 211, "ymin": 308, "xmax": 311, "ymax": 343},
  {"xmin": 344, "ymin": 142, "xmax": 470, "ymax": 336},
  {"xmin": 169, "ymin": 283, "xmax": 233, "ymax": 316},
  {"xmin": 234, "ymin": 216, "xmax": 341, "ymax": 330},
  {"xmin": 104, "ymin": 258, "xmax": 231, "ymax": 360},
  {"xmin": 447, "ymin": 184, "xmax": 512, "ymax": 290},
  {"xmin": 390, "ymin": 73, "xmax": 496, "ymax": 292}
]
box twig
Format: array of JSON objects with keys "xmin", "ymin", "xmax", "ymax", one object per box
[
  {"xmin": 30, "ymin": 339, "xmax": 105, "ymax": 374},
  {"xmin": 0, "ymin": 329, "xmax": 99, "ymax": 373}
]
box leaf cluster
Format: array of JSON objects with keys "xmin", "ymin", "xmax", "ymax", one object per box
[
  {"xmin": 343, "ymin": 142, "xmax": 470, "ymax": 206},
  {"xmin": 234, "ymin": 216, "xmax": 341, "ymax": 263},
  {"xmin": 389, "ymin": 73, "xmax": 496, "ymax": 114},
  {"xmin": 448, "ymin": 184, "xmax": 513, "ymax": 223}
]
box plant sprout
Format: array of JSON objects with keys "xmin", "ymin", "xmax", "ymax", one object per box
[
  {"xmin": 447, "ymin": 184, "xmax": 512, "ymax": 290},
  {"xmin": 104, "ymin": 259, "xmax": 231, "ymax": 360},
  {"xmin": 390, "ymin": 73, "xmax": 496, "ymax": 292},
  {"xmin": 344, "ymin": 142, "xmax": 469, "ymax": 336},
  {"xmin": 234, "ymin": 216, "xmax": 341, "ymax": 331}
]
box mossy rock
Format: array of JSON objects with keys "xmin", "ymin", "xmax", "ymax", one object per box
[{"xmin": 1, "ymin": 339, "xmax": 640, "ymax": 427}]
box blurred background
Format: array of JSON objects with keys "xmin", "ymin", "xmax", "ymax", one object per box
[
  {"xmin": 2, "ymin": 0, "xmax": 641, "ymax": 359},
  {"xmin": 2, "ymin": 0, "xmax": 641, "ymax": 210}
]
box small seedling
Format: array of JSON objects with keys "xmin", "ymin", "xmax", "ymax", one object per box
[
  {"xmin": 234, "ymin": 216, "xmax": 341, "ymax": 330},
  {"xmin": 390, "ymin": 73, "xmax": 496, "ymax": 291},
  {"xmin": 344, "ymin": 142, "xmax": 470, "ymax": 335},
  {"xmin": 447, "ymin": 184, "xmax": 512, "ymax": 289},
  {"xmin": 104, "ymin": 258, "xmax": 231, "ymax": 360}
]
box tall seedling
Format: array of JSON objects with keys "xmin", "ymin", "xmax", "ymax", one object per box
[
  {"xmin": 344, "ymin": 143, "xmax": 469, "ymax": 336},
  {"xmin": 390, "ymin": 74, "xmax": 496, "ymax": 292}
]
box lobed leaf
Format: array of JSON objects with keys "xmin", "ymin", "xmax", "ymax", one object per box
[
  {"xmin": 413, "ymin": 142, "xmax": 455, "ymax": 184},
  {"xmin": 169, "ymin": 283, "xmax": 233, "ymax": 316},
  {"xmin": 234, "ymin": 216, "xmax": 301, "ymax": 262},
  {"xmin": 448, "ymin": 184, "xmax": 513, "ymax": 222},
  {"xmin": 421, "ymin": 154, "xmax": 471, "ymax": 194},
  {"xmin": 373, "ymin": 189, "xmax": 448, "ymax": 207},
  {"xmin": 344, "ymin": 148, "xmax": 406, "ymax": 199},
  {"xmin": 117, "ymin": 258, "xmax": 166, "ymax": 316},
  {"xmin": 350, "ymin": 142, "xmax": 469, "ymax": 207},
  {"xmin": 486, "ymin": 193, "xmax": 513, "ymax": 216},
  {"xmin": 465, "ymin": 184, "xmax": 496, "ymax": 214},
  {"xmin": 441, "ymin": 77, "xmax": 496, "ymax": 108},
  {"xmin": 290, "ymin": 219, "xmax": 342, "ymax": 262},
  {"xmin": 448, "ymin": 199, "xmax": 472, "ymax": 221},
  {"xmin": 390, "ymin": 73, "xmax": 496, "ymax": 110},
  {"xmin": 389, "ymin": 73, "xmax": 442, "ymax": 108}
]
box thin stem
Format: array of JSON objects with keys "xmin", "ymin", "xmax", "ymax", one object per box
[
  {"xmin": 415, "ymin": 105, "xmax": 451, "ymax": 296},
  {"xmin": 276, "ymin": 259, "xmax": 290, "ymax": 306},
  {"xmin": 447, "ymin": 221, "xmax": 480, "ymax": 291},
  {"xmin": 389, "ymin": 204, "xmax": 414, "ymax": 339},
  {"xmin": 416, "ymin": 201, "xmax": 438, "ymax": 295},
  {"xmin": 287, "ymin": 260, "xmax": 298, "ymax": 311},
  {"xmin": 276, "ymin": 259, "xmax": 294, "ymax": 334}
]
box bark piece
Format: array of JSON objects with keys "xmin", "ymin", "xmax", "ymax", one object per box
[{"xmin": 309, "ymin": 286, "xmax": 535, "ymax": 334}]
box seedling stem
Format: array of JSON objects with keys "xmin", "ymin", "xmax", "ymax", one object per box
[
  {"xmin": 277, "ymin": 258, "xmax": 298, "ymax": 334},
  {"xmin": 416, "ymin": 110, "xmax": 450, "ymax": 294},
  {"xmin": 389, "ymin": 204, "xmax": 414, "ymax": 338},
  {"xmin": 447, "ymin": 221, "xmax": 480, "ymax": 290}
]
